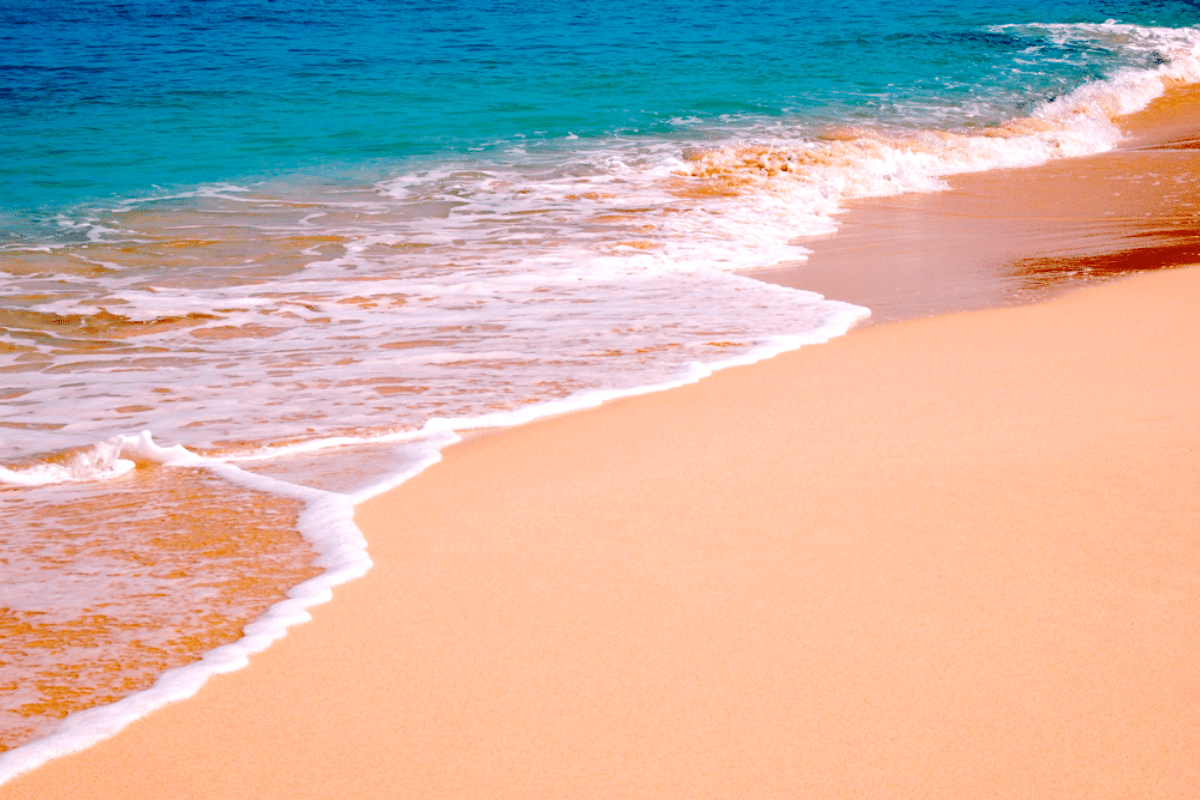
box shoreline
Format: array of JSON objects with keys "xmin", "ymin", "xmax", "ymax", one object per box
[{"xmin": 2, "ymin": 77, "xmax": 1200, "ymax": 796}]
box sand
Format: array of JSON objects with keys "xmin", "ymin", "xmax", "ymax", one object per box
[
  {"xmin": 4, "ymin": 93, "xmax": 1200, "ymax": 799},
  {"xmin": 4, "ymin": 261, "xmax": 1198, "ymax": 800}
]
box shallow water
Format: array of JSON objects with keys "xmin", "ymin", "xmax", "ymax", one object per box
[
  {"xmin": 0, "ymin": 467, "xmax": 318, "ymax": 751},
  {"xmin": 1, "ymin": 0, "xmax": 1199, "ymax": 774}
]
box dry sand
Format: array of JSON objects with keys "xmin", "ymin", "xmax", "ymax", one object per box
[{"xmin": 4, "ymin": 92, "xmax": 1200, "ymax": 800}]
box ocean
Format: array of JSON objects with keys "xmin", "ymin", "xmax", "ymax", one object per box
[{"xmin": 2, "ymin": 0, "xmax": 1198, "ymax": 778}]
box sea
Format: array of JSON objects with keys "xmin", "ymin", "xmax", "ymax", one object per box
[{"xmin": 2, "ymin": 0, "xmax": 1199, "ymax": 779}]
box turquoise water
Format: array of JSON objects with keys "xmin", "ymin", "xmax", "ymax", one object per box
[{"xmin": 3, "ymin": 0, "xmax": 1197, "ymax": 217}]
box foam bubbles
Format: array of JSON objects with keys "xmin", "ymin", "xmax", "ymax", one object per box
[{"xmin": 0, "ymin": 442, "xmax": 134, "ymax": 487}]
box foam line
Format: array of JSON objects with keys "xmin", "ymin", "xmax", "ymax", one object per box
[{"xmin": 0, "ymin": 295, "xmax": 867, "ymax": 787}]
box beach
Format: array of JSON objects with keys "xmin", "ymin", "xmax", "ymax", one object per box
[
  {"xmin": 3, "ymin": 99, "xmax": 1199, "ymax": 798},
  {"xmin": 5, "ymin": 10, "xmax": 1200, "ymax": 795}
]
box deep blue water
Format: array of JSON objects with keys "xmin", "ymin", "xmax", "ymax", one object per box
[{"xmin": 3, "ymin": 0, "xmax": 1198, "ymax": 216}]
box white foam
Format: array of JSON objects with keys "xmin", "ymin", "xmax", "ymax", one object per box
[{"xmin": 0, "ymin": 441, "xmax": 135, "ymax": 486}]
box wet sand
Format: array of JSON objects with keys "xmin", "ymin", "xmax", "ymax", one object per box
[
  {"xmin": 3, "ymin": 91, "xmax": 1200, "ymax": 799},
  {"xmin": 751, "ymin": 84, "xmax": 1200, "ymax": 322}
]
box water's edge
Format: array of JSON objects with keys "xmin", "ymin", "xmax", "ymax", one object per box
[{"xmin": 0, "ymin": 306, "xmax": 868, "ymax": 785}]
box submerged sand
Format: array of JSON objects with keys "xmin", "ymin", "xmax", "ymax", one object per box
[{"xmin": 4, "ymin": 90, "xmax": 1200, "ymax": 800}]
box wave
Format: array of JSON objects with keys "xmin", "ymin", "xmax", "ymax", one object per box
[
  {"xmin": 676, "ymin": 22, "xmax": 1200, "ymax": 241},
  {"xmin": 0, "ymin": 304, "xmax": 870, "ymax": 783}
]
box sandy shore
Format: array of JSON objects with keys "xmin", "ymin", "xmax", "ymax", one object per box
[
  {"xmin": 5, "ymin": 92, "xmax": 1200, "ymax": 798},
  {"xmin": 4, "ymin": 267, "xmax": 1199, "ymax": 798},
  {"xmin": 751, "ymin": 84, "xmax": 1200, "ymax": 322}
]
